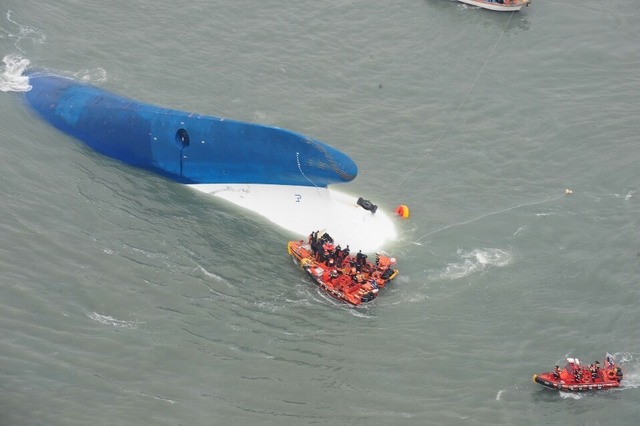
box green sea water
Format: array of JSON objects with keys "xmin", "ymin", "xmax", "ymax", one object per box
[{"xmin": 1, "ymin": 1, "xmax": 639, "ymax": 424}]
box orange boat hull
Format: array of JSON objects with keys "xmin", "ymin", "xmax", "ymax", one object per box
[
  {"xmin": 533, "ymin": 364, "xmax": 623, "ymax": 392},
  {"xmin": 287, "ymin": 240, "xmax": 398, "ymax": 306}
]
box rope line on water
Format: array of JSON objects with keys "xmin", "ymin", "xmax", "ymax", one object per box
[
  {"xmin": 395, "ymin": 12, "xmax": 515, "ymax": 189},
  {"xmin": 405, "ymin": 193, "xmax": 566, "ymax": 246}
]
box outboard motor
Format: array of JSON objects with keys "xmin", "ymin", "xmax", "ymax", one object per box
[
  {"xmin": 381, "ymin": 268, "xmax": 394, "ymax": 280},
  {"xmin": 616, "ymin": 367, "xmax": 624, "ymax": 382},
  {"xmin": 361, "ymin": 292, "xmax": 376, "ymax": 303}
]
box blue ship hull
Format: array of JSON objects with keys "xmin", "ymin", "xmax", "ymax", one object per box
[{"xmin": 23, "ymin": 73, "xmax": 358, "ymax": 187}]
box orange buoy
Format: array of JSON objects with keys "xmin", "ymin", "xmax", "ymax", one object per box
[{"xmin": 394, "ymin": 204, "xmax": 410, "ymax": 218}]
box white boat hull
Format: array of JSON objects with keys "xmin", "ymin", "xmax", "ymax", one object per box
[
  {"xmin": 456, "ymin": 0, "xmax": 530, "ymax": 11},
  {"xmin": 188, "ymin": 183, "xmax": 398, "ymax": 252}
]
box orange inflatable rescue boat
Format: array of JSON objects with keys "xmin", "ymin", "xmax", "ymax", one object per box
[
  {"xmin": 533, "ymin": 353, "xmax": 623, "ymax": 392},
  {"xmin": 287, "ymin": 231, "xmax": 399, "ymax": 306}
]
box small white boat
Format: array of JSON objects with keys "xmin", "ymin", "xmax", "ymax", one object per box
[{"xmin": 457, "ymin": 0, "xmax": 531, "ymax": 12}]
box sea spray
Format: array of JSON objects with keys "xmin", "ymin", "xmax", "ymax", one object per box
[
  {"xmin": 0, "ymin": 54, "xmax": 31, "ymax": 92},
  {"xmin": 438, "ymin": 248, "xmax": 512, "ymax": 280}
]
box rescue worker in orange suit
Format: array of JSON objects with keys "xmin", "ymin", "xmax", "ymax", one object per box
[{"xmin": 589, "ymin": 364, "xmax": 598, "ymax": 381}]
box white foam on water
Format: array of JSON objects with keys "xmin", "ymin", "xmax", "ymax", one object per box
[
  {"xmin": 615, "ymin": 352, "xmax": 640, "ymax": 389},
  {"xmin": 152, "ymin": 395, "xmax": 176, "ymax": 404},
  {"xmin": 439, "ymin": 248, "xmax": 512, "ymax": 280},
  {"xmin": 2, "ymin": 10, "xmax": 46, "ymax": 52},
  {"xmin": 71, "ymin": 67, "xmax": 108, "ymax": 83},
  {"xmin": 559, "ymin": 391, "xmax": 582, "ymax": 400},
  {"xmin": 348, "ymin": 308, "xmax": 373, "ymax": 318},
  {"xmin": 135, "ymin": 392, "xmax": 176, "ymax": 404},
  {"xmin": 196, "ymin": 264, "xmax": 225, "ymax": 282},
  {"xmin": 613, "ymin": 190, "xmax": 634, "ymax": 201},
  {"xmin": 88, "ymin": 312, "xmax": 142, "ymax": 329},
  {"xmin": 620, "ymin": 371, "xmax": 640, "ymax": 389},
  {"xmin": 0, "ymin": 54, "xmax": 31, "ymax": 92}
]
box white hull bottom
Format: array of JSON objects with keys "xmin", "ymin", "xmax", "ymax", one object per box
[
  {"xmin": 456, "ymin": 0, "xmax": 527, "ymax": 11},
  {"xmin": 188, "ymin": 183, "xmax": 398, "ymax": 252}
]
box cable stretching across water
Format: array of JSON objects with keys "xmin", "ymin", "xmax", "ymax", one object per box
[
  {"xmin": 406, "ymin": 193, "xmax": 566, "ymax": 246},
  {"xmin": 395, "ymin": 12, "xmax": 515, "ymax": 189}
]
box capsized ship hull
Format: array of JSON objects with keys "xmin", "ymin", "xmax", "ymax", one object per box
[
  {"xmin": 23, "ymin": 72, "xmax": 357, "ymax": 186},
  {"xmin": 23, "ymin": 73, "xmax": 396, "ymax": 251}
]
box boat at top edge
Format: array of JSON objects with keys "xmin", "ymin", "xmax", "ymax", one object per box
[
  {"xmin": 456, "ymin": 0, "xmax": 531, "ymax": 12},
  {"xmin": 22, "ymin": 72, "xmax": 357, "ymax": 187},
  {"xmin": 533, "ymin": 354, "xmax": 623, "ymax": 392},
  {"xmin": 287, "ymin": 232, "xmax": 399, "ymax": 306}
]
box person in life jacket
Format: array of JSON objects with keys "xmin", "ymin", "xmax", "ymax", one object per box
[
  {"xmin": 553, "ymin": 365, "xmax": 561, "ymax": 380},
  {"xmin": 605, "ymin": 354, "xmax": 615, "ymax": 368},
  {"xmin": 334, "ymin": 245, "xmax": 343, "ymax": 264},
  {"xmin": 589, "ymin": 363, "xmax": 601, "ymax": 381},
  {"xmin": 355, "ymin": 251, "xmax": 363, "ymax": 272},
  {"xmin": 353, "ymin": 273, "xmax": 365, "ymax": 284}
]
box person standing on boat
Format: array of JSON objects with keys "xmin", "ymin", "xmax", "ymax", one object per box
[
  {"xmin": 355, "ymin": 250, "xmax": 363, "ymax": 268},
  {"xmin": 322, "ymin": 242, "xmax": 335, "ymax": 265},
  {"xmin": 553, "ymin": 365, "xmax": 561, "ymax": 380},
  {"xmin": 593, "ymin": 362, "xmax": 603, "ymax": 381},
  {"xmin": 340, "ymin": 245, "xmax": 350, "ymax": 268},
  {"xmin": 310, "ymin": 231, "xmax": 321, "ymax": 259},
  {"xmin": 354, "ymin": 251, "xmax": 367, "ymax": 272},
  {"xmin": 589, "ymin": 364, "xmax": 597, "ymax": 381},
  {"xmin": 311, "ymin": 231, "xmax": 320, "ymax": 248},
  {"xmin": 573, "ymin": 366, "xmax": 583, "ymax": 383},
  {"xmin": 605, "ymin": 353, "xmax": 615, "ymax": 368},
  {"xmin": 334, "ymin": 245, "xmax": 343, "ymax": 264}
]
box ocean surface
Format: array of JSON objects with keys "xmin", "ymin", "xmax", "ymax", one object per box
[{"xmin": 1, "ymin": 1, "xmax": 639, "ymax": 425}]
